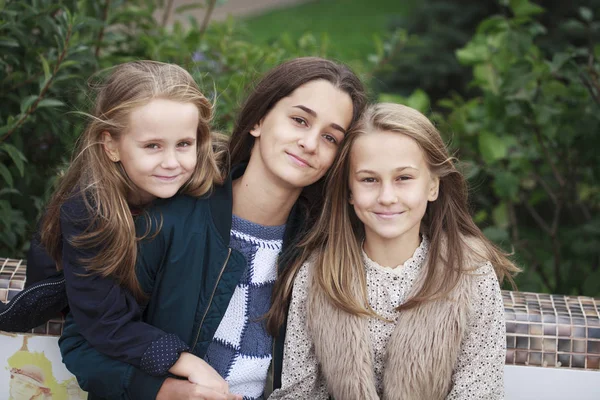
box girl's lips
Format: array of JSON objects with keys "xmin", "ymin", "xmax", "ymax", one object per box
[
  {"xmin": 373, "ymin": 211, "xmax": 404, "ymax": 219},
  {"xmin": 154, "ymin": 174, "xmax": 180, "ymax": 182},
  {"xmin": 286, "ymin": 152, "xmax": 311, "ymax": 167}
]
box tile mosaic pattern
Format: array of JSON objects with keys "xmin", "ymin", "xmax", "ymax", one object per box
[
  {"xmin": 503, "ymin": 290, "xmax": 600, "ymax": 371},
  {"xmin": 0, "ymin": 257, "xmax": 26, "ymax": 303},
  {"xmin": 0, "ymin": 257, "xmax": 65, "ymax": 336},
  {"xmin": 2, "ymin": 257, "xmax": 600, "ymax": 370}
]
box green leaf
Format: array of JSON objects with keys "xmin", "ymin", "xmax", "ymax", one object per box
[
  {"xmin": 493, "ymin": 171, "xmax": 520, "ymax": 200},
  {"xmin": 0, "ymin": 37, "xmax": 19, "ymax": 48},
  {"xmin": 0, "ymin": 188, "xmax": 20, "ymax": 197},
  {"xmin": 478, "ymin": 131, "xmax": 508, "ymax": 163},
  {"xmin": 37, "ymin": 99, "xmax": 65, "ymax": 108},
  {"xmin": 406, "ymin": 89, "xmax": 430, "ymax": 113},
  {"xmin": 492, "ymin": 202, "xmax": 509, "ymax": 228},
  {"xmin": 0, "ymin": 143, "xmax": 27, "ymax": 176},
  {"xmin": 579, "ymin": 7, "xmax": 593, "ymax": 22},
  {"xmin": 20, "ymin": 95, "xmax": 38, "ymax": 114},
  {"xmin": 509, "ymin": 0, "xmax": 545, "ymax": 18},
  {"xmin": 0, "ymin": 163, "xmax": 13, "ymax": 188},
  {"xmin": 40, "ymin": 54, "xmax": 51, "ymax": 83}
]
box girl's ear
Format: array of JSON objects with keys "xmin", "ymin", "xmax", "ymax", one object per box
[
  {"xmin": 249, "ymin": 118, "xmax": 264, "ymax": 138},
  {"xmin": 102, "ymin": 131, "xmax": 120, "ymax": 162},
  {"xmin": 428, "ymin": 176, "xmax": 440, "ymax": 202}
]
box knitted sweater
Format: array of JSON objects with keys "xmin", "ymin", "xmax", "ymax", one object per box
[{"xmin": 205, "ymin": 214, "xmax": 285, "ymax": 399}]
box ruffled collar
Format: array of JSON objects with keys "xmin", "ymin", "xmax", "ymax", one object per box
[{"xmin": 362, "ymin": 236, "xmax": 429, "ymax": 276}]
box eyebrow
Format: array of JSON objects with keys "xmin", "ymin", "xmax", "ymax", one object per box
[
  {"xmin": 293, "ymin": 105, "xmax": 347, "ymax": 135},
  {"xmin": 135, "ymin": 137, "xmax": 196, "ymax": 144},
  {"xmin": 355, "ymin": 166, "xmax": 419, "ymax": 174}
]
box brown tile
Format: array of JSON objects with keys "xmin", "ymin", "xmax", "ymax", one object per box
[
  {"xmin": 573, "ymin": 340, "xmax": 586, "ymax": 353},
  {"xmin": 543, "ymin": 324, "xmax": 556, "ymax": 336},
  {"xmin": 530, "ymin": 324, "xmax": 543, "ymax": 336},
  {"xmin": 505, "ymin": 349, "xmax": 515, "ymax": 364},
  {"xmin": 516, "ymin": 323, "xmax": 529, "ymax": 334},
  {"xmin": 558, "ymin": 325, "xmax": 572, "ymax": 337},
  {"xmin": 504, "ymin": 309, "xmax": 516, "ymax": 321},
  {"xmin": 516, "ymin": 351, "xmax": 528, "ymax": 365},
  {"xmin": 544, "ymin": 338, "xmax": 558, "ymax": 352},
  {"xmin": 587, "ymin": 356, "xmax": 600, "ymax": 369},
  {"xmin": 572, "ymin": 355, "xmax": 586, "ymax": 368},
  {"xmin": 543, "ymin": 353, "xmax": 556, "ymax": 367},
  {"xmin": 557, "ymin": 339, "xmax": 570, "ymax": 352},
  {"xmin": 506, "ymin": 322, "xmax": 517, "ymax": 334},
  {"xmin": 530, "ymin": 337, "xmax": 543, "ymax": 351},
  {"xmin": 574, "ymin": 326, "xmax": 586, "ymax": 338},
  {"xmin": 506, "ymin": 335, "xmax": 516, "ymax": 349},
  {"xmin": 529, "ymin": 352, "xmax": 542, "ymax": 366},
  {"xmin": 0, "ymin": 289, "xmax": 7, "ymax": 303},
  {"xmin": 589, "ymin": 340, "xmax": 600, "ymax": 354},
  {"xmin": 558, "ymin": 353, "xmax": 571, "ymax": 368},
  {"xmin": 48, "ymin": 322, "xmax": 63, "ymax": 336},
  {"xmin": 516, "ymin": 336, "xmax": 529, "ymax": 349},
  {"xmin": 572, "ymin": 317, "xmax": 587, "ymax": 326}
]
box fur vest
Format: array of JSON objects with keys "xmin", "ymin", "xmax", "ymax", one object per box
[{"xmin": 306, "ymin": 237, "xmax": 489, "ymax": 400}]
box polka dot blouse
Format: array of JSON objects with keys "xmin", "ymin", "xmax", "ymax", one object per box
[{"xmin": 269, "ymin": 237, "xmax": 506, "ymax": 399}]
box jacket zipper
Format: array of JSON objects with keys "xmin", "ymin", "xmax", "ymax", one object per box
[
  {"xmin": 191, "ymin": 248, "xmax": 231, "ymax": 352},
  {"xmin": 0, "ymin": 278, "xmax": 66, "ymax": 317}
]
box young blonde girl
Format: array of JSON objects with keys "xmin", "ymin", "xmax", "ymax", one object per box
[
  {"xmin": 8, "ymin": 61, "xmax": 234, "ymax": 395},
  {"xmin": 267, "ymin": 103, "xmax": 519, "ymax": 400}
]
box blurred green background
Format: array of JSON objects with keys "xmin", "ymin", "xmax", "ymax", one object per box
[{"xmin": 0, "ymin": 0, "xmax": 599, "ymax": 296}]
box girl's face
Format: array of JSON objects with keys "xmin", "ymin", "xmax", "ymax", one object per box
[
  {"xmin": 249, "ymin": 79, "xmax": 354, "ymax": 191},
  {"xmin": 348, "ymin": 130, "xmax": 439, "ymax": 248},
  {"xmin": 103, "ymin": 98, "xmax": 199, "ymax": 205}
]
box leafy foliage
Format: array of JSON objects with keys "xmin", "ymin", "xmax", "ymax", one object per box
[{"xmin": 434, "ymin": 1, "xmax": 600, "ymax": 295}]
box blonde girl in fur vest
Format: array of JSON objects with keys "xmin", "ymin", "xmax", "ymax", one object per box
[{"xmin": 266, "ymin": 103, "xmax": 519, "ymax": 400}]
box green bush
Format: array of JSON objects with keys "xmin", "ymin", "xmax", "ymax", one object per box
[
  {"xmin": 435, "ymin": 1, "xmax": 600, "ymax": 296},
  {"xmin": 0, "ymin": 0, "xmax": 337, "ymax": 257}
]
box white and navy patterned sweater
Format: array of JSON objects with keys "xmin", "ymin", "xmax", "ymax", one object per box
[{"xmin": 204, "ymin": 214, "xmax": 285, "ymax": 400}]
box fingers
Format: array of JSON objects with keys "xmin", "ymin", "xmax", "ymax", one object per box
[{"xmin": 191, "ymin": 384, "xmax": 232, "ymax": 400}]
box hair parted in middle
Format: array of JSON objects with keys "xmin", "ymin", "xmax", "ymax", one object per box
[
  {"xmin": 267, "ymin": 102, "xmax": 519, "ymax": 335},
  {"xmin": 40, "ymin": 60, "xmax": 227, "ymax": 301}
]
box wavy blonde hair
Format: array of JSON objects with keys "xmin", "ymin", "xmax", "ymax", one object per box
[
  {"xmin": 40, "ymin": 61, "xmax": 226, "ymax": 300},
  {"xmin": 267, "ymin": 103, "xmax": 519, "ymax": 333}
]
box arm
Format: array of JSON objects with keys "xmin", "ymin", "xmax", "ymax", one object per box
[
  {"xmin": 268, "ymin": 265, "xmax": 329, "ymax": 400},
  {"xmin": 60, "ymin": 197, "xmax": 188, "ymax": 377},
  {"xmin": 446, "ymin": 262, "xmax": 506, "ymax": 400}
]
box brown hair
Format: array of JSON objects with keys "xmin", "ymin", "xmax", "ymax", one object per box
[
  {"xmin": 40, "ymin": 60, "xmax": 225, "ymax": 300},
  {"xmin": 267, "ymin": 103, "xmax": 519, "ymax": 334},
  {"xmin": 229, "ymin": 57, "xmax": 367, "ymax": 266}
]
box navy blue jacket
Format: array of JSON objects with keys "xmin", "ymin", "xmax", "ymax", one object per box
[{"xmin": 59, "ymin": 165, "xmax": 306, "ymax": 399}]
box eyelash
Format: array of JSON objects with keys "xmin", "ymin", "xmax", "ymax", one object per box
[
  {"xmin": 144, "ymin": 141, "xmax": 193, "ymax": 150},
  {"xmin": 292, "ymin": 117, "xmax": 339, "ymax": 144},
  {"xmin": 360, "ymin": 176, "xmax": 412, "ymax": 183}
]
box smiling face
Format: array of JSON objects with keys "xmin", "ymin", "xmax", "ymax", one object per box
[
  {"xmin": 349, "ymin": 130, "xmax": 439, "ymax": 249},
  {"xmin": 103, "ymin": 98, "xmax": 199, "ymax": 205},
  {"xmin": 248, "ymin": 79, "xmax": 354, "ymax": 191}
]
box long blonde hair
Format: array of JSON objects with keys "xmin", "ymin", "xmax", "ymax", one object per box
[
  {"xmin": 40, "ymin": 61, "xmax": 226, "ymax": 300},
  {"xmin": 267, "ymin": 103, "xmax": 519, "ymax": 334}
]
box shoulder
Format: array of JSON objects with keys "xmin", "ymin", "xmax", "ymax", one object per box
[{"xmin": 142, "ymin": 194, "xmax": 211, "ymax": 229}]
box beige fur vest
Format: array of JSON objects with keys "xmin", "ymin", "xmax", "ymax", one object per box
[{"xmin": 306, "ymin": 238, "xmax": 488, "ymax": 400}]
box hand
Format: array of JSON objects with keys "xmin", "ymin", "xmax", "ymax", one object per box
[
  {"xmin": 156, "ymin": 378, "xmax": 243, "ymax": 400},
  {"xmin": 187, "ymin": 359, "xmax": 229, "ymax": 395}
]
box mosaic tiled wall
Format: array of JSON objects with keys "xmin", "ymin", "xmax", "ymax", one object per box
[{"xmin": 2, "ymin": 257, "xmax": 600, "ymax": 371}]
